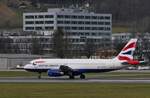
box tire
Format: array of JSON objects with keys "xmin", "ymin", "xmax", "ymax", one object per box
[
  {"xmin": 38, "ymin": 72, "xmax": 41, "ymax": 79},
  {"xmin": 38, "ymin": 74, "xmax": 41, "ymax": 79},
  {"xmin": 80, "ymin": 74, "xmax": 85, "ymax": 79},
  {"xmin": 69, "ymin": 75, "xmax": 75, "ymax": 79},
  {"xmin": 68, "ymin": 71, "xmax": 75, "ymax": 79}
]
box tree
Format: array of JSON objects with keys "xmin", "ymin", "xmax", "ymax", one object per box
[
  {"xmin": 113, "ymin": 39, "xmax": 126, "ymax": 56},
  {"xmin": 84, "ymin": 39, "xmax": 96, "ymax": 58},
  {"xmin": 0, "ymin": 37, "xmax": 6, "ymax": 53},
  {"xmin": 30, "ymin": 34, "xmax": 42, "ymax": 55},
  {"xmin": 0, "ymin": 37, "xmax": 12, "ymax": 53},
  {"xmin": 52, "ymin": 29, "xmax": 69, "ymax": 58}
]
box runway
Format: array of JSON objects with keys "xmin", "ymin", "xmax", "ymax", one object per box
[{"xmin": 0, "ymin": 77, "xmax": 150, "ymax": 83}]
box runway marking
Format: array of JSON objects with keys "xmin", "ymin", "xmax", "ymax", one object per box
[
  {"xmin": 88, "ymin": 79, "xmax": 150, "ymax": 83},
  {"xmin": 0, "ymin": 77, "xmax": 150, "ymax": 83}
]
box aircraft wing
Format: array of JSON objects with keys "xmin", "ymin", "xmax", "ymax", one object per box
[
  {"xmin": 59, "ymin": 65, "xmax": 81, "ymax": 76},
  {"xmin": 59, "ymin": 65, "xmax": 73, "ymax": 74}
]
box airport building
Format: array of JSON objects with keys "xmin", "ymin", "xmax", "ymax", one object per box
[
  {"xmin": 0, "ymin": 35, "xmax": 52, "ymax": 54},
  {"xmin": 112, "ymin": 33, "xmax": 132, "ymax": 43},
  {"xmin": 23, "ymin": 8, "xmax": 112, "ymax": 55}
]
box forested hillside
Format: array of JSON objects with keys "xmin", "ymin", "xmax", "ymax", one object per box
[{"xmin": 1, "ymin": 0, "xmax": 150, "ymax": 32}]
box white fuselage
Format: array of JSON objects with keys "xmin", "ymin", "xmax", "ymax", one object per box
[{"xmin": 24, "ymin": 58, "xmax": 127, "ymax": 73}]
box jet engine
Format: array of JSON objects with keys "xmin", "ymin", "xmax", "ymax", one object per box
[{"xmin": 47, "ymin": 69, "xmax": 63, "ymax": 77}]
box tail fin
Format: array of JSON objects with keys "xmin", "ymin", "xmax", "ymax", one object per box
[{"xmin": 115, "ymin": 38, "xmax": 138, "ymax": 62}]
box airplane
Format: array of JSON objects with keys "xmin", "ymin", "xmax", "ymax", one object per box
[{"xmin": 24, "ymin": 38, "xmax": 142, "ymax": 79}]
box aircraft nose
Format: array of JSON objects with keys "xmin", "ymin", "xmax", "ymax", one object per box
[{"xmin": 24, "ymin": 64, "xmax": 34, "ymax": 69}]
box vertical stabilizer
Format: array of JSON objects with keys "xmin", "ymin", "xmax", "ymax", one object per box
[{"xmin": 115, "ymin": 39, "xmax": 138, "ymax": 62}]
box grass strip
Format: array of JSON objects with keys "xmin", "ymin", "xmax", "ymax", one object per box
[{"xmin": 0, "ymin": 83, "xmax": 150, "ymax": 98}]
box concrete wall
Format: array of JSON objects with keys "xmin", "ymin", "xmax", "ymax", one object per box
[
  {"xmin": 0, "ymin": 54, "xmax": 53, "ymax": 69},
  {"xmin": 0, "ymin": 58, "xmax": 7, "ymax": 69}
]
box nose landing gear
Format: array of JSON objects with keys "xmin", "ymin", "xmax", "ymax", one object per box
[{"xmin": 38, "ymin": 72, "xmax": 42, "ymax": 79}]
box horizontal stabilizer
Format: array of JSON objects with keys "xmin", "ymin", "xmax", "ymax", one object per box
[{"xmin": 122, "ymin": 60, "xmax": 147, "ymax": 65}]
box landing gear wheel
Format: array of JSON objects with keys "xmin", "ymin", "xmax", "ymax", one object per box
[
  {"xmin": 68, "ymin": 72, "xmax": 75, "ymax": 79},
  {"xmin": 80, "ymin": 74, "xmax": 85, "ymax": 79},
  {"xmin": 38, "ymin": 72, "xmax": 41, "ymax": 79},
  {"xmin": 69, "ymin": 75, "xmax": 75, "ymax": 79}
]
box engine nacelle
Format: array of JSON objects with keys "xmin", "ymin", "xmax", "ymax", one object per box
[{"xmin": 47, "ymin": 69, "xmax": 63, "ymax": 77}]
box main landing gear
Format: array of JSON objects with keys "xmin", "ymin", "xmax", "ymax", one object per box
[
  {"xmin": 69, "ymin": 75, "xmax": 75, "ymax": 79},
  {"xmin": 80, "ymin": 74, "xmax": 85, "ymax": 79},
  {"xmin": 69, "ymin": 74, "xmax": 86, "ymax": 79},
  {"xmin": 68, "ymin": 72, "xmax": 75, "ymax": 79},
  {"xmin": 59, "ymin": 65, "xmax": 86, "ymax": 79}
]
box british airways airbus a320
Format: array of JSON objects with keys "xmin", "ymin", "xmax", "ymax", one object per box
[{"xmin": 24, "ymin": 38, "xmax": 144, "ymax": 79}]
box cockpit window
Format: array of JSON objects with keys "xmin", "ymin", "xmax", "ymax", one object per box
[{"xmin": 33, "ymin": 62, "xmax": 36, "ymax": 65}]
